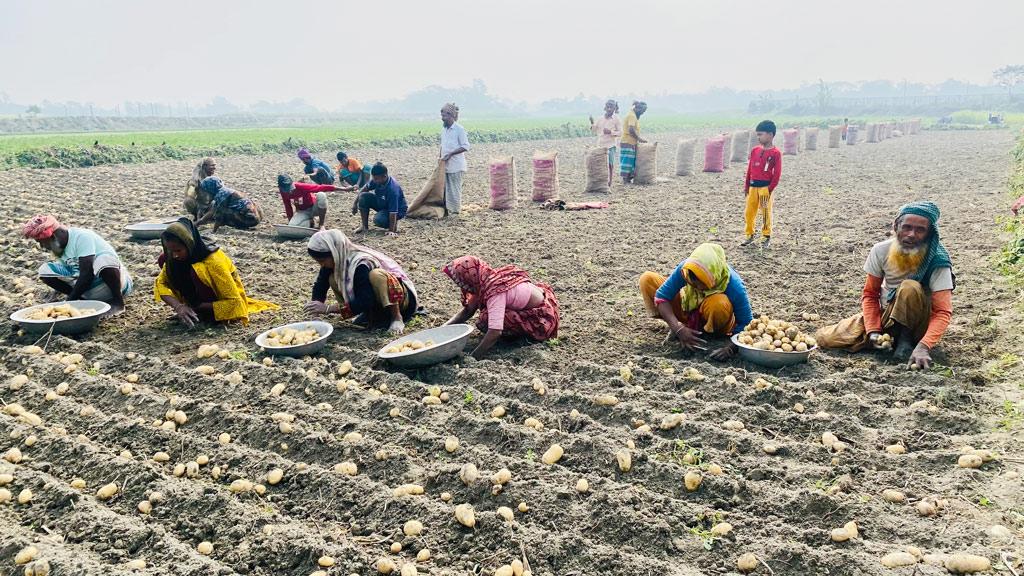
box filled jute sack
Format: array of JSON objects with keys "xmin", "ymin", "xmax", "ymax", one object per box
[
  {"xmin": 804, "ymin": 127, "xmax": 819, "ymax": 150},
  {"xmin": 828, "ymin": 126, "xmax": 841, "ymax": 148},
  {"xmin": 488, "ymin": 156, "xmax": 516, "ymax": 211},
  {"xmin": 406, "ymin": 159, "xmax": 446, "ymax": 219},
  {"xmin": 720, "ymin": 133, "xmax": 733, "ymax": 168},
  {"xmin": 847, "ymin": 125, "xmax": 859, "ymax": 145},
  {"xmin": 748, "ymin": 129, "xmax": 758, "ymax": 153},
  {"xmin": 731, "ymin": 130, "xmax": 750, "ymax": 163},
  {"xmin": 703, "ymin": 136, "xmax": 725, "ymax": 173},
  {"xmin": 634, "ymin": 142, "xmax": 658, "ymax": 184},
  {"xmin": 531, "ymin": 151, "xmax": 559, "ymax": 202},
  {"xmin": 584, "ymin": 147, "xmax": 610, "ymax": 193},
  {"xmin": 675, "ymin": 138, "xmax": 696, "ymax": 176},
  {"xmin": 782, "ymin": 129, "xmax": 799, "ymax": 155},
  {"xmin": 866, "ymin": 124, "xmax": 879, "ymax": 143}
]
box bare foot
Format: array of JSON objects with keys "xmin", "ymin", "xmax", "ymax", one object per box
[
  {"xmin": 352, "ymin": 226, "xmax": 367, "ymax": 235},
  {"xmin": 388, "ymin": 319, "xmax": 405, "ymax": 335},
  {"xmin": 102, "ymin": 302, "xmax": 125, "ymax": 318}
]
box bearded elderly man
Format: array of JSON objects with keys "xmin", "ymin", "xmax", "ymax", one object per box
[
  {"xmin": 22, "ymin": 214, "xmax": 132, "ymax": 315},
  {"xmin": 816, "ymin": 201, "xmax": 954, "ymax": 369}
]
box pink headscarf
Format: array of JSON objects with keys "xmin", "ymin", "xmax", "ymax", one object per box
[
  {"xmin": 297, "ymin": 148, "xmax": 312, "ymax": 161},
  {"xmin": 22, "ymin": 214, "xmax": 62, "ymax": 240}
]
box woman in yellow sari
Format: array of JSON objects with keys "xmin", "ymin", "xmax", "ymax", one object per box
[{"xmin": 155, "ymin": 218, "xmax": 277, "ymax": 327}]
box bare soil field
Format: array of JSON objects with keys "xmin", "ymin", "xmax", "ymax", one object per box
[{"xmin": 0, "ymin": 128, "xmax": 1021, "ymax": 575}]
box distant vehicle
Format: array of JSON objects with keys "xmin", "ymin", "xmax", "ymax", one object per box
[
  {"xmin": 988, "ymin": 113, "xmax": 1004, "ymax": 125},
  {"xmin": 937, "ymin": 116, "xmax": 953, "ymax": 125}
]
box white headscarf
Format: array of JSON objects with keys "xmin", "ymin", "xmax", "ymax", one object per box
[{"xmin": 307, "ymin": 229, "xmax": 415, "ymax": 306}]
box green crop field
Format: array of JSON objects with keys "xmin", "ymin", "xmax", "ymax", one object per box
[{"xmin": 0, "ymin": 113, "xmax": 945, "ymax": 170}]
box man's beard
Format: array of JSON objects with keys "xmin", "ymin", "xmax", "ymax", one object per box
[{"xmin": 888, "ymin": 240, "xmax": 927, "ymax": 275}]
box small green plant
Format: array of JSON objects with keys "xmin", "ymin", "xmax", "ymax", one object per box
[
  {"xmin": 931, "ymin": 364, "xmax": 954, "ymax": 378},
  {"xmin": 656, "ymin": 440, "xmax": 703, "ymax": 467},
  {"xmin": 688, "ymin": 526, "xmax": 716, "ymax": 551},
  {"xmin": 463, "ymin": 390, "xmax": 474, "ymax": 405},
  {"xmin": 545, "ymin": 338, "xmax": 561, "ymax": 348},
  {"xmin": 229, "ymin": 350, "xmax": 251, "ymax": 361},
  {"xmin": 688, "ymin": 510, "xmax": 724, "ymax": 550},
  {"xmin": 86, "ymin": 367, "xmax": 99, "ymax": 376},
  {"xmin": 977, "ymin": 495, "xmax": 995, "ymax": 507},
  {"xmin": 525, "ymin": 449, "xmax": 535, "ymax": 462},
  {"xmin": 997, "ymin": 400, "xmax": 1023, "ymax": 431}
]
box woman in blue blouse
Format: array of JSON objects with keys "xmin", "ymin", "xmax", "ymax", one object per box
[{"xmin": 639, "ymin": 243, "xmax": 753, "ymax": 360}]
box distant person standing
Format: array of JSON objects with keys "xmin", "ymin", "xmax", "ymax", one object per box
[
  {"xmin": 440, "ymin": 102, "xmax": 470, "ymax": 215},
  {"xmin": 620, "ymin": 101, "xmax": 648, "ymax": 184},
  {"xmin": 297, "ymin": 148, "xmax": 336, "ymax": 185},
  {"xmin": 590, "ymin": 99, "xmax": 621, "ymax": 187},
  {"xmin": 841, "ymin": 118, "xmax": 849, "ymax": 141},
  {"xmin": 741, "ymin": 120, "xmax": 782, "ymax": 250}
]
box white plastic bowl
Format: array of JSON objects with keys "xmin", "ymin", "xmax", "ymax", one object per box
[
  {"xmin": 255, "ymin": 321, "xmax": 333, "ymax": 356},
  {"xmin": 273, "ymin": 224, "xmax": 318, "ymax": 239},
  {"xmin": 378, "ymin": 324, "xmax": 474, "ymax": 368},
  {"xmin": 125, "ymin": 218, "xmax": 180, "ymax": 240},
  {"xmin": 731, "ymin": 334, "xmax": 817, "ymax": 368},
  {"xmin": 11, "ymin": 300, "xmax": 110, "ymax": 335}
]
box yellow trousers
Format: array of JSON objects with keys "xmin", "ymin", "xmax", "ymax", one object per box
[
  {"xmin": 638, "ymin": 271, "xmax": 735, "ymax": 335},
  {"xmin": 744, "ymin": 186, "xmax": 773, "ymax": 237}
]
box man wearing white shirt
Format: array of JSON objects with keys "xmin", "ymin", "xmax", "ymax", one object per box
[{"xmin": 440, "ymin": 102, "xmax": 469, "ymax": 215}]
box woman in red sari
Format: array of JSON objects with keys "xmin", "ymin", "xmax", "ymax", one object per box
[{"xmin": 443, "ymin": 256, "xmax": 560, "ymax": 359}]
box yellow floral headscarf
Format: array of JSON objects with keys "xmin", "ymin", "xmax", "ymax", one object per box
[{"xmin": 680, "ymin": 243, "xmax": 731, "ymax": 312}]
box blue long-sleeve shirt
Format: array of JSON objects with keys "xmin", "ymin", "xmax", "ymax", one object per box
[
  {"xmin": 304, "ymin": 158, "xmax": 336, "ymax": 185},
  {"xmin": 655, "ymin": 264, "xmax": 753, "ymax": 331}
]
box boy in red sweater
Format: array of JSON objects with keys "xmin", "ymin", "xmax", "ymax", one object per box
[
  {"xmin": 741, "ymin": 120, "xmax": 782, "ymax": 249},
  {"xmin": 277, "ymin": 174, "xmax": 340, "ymax": 229}
]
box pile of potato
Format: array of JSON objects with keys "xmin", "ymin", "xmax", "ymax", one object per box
[
  {"xmin": 384, "ymin": 339, "xmax": 436, "ymax": 354},
  {"xmin": 736, "ymin": 315, "xmax": 816, "ymax": 353},
  {"xmin": 24, "ymin": 304, "xmax": 98, "ymax": 320},
  {"xmin": 263, "ymin": 327, "xmax": 322, "ymax": 348}
]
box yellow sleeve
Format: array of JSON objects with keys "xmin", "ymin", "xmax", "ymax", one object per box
[
  {"xmin": 153, "ymin": 264, "xmax": 179, "ymax": 302},
  {"xmin": 203, "ymin": 251, "xmax": 250, "ymax": 323}
]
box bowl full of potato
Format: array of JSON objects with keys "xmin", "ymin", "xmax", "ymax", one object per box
[
  {"xmin": 378, "ymin": 324, "xmax": 474, "ymax": 368},
  {"xmin": 731, "ymin": 315, "xmax": 817, "ymax": 368},
  {"xmin": 11, "ymin": 300, "xmax": 110, "ymax": 335},
  {"xmin": 255, "ymin": 321, "xmax": 333, "ymax": 356}
]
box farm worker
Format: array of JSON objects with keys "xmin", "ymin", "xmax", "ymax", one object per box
[
  {"xmin": 841, "ymin": 118, "xmax": 849, "ymax": 141},
  {"xmin": 815, "ymin": 201, "xmax": 954, "ymax": 370},
  {"xmin": 336, "ymin": 151, "xmax": 371, "ymax": 188},
  {"xmin": 298, "ymin": 148, "xmax": 336, "ymax": 185},
  {"xmin": 196, "ymin": 177, "xmax": 263, "ymax": 232},
  {"xmin": 440, "ymin": 102, "xmax": 470, "ymax": 215},
  {"xmin": 619, "ymin": 101, "xmax": 648, "ymax": 184},
  {"xmin": 304, "ymin": 229, "xmax": 418, "ymax": 334},
  {"xmin": 590, "ymin": 99, "xmax": 621, "ymax": 187},
  {"xmin": 22, "ymin": 214, "xmax": 132, "ymax": 315},
  {"xmin": 155, "ymin": 218, "xmax": 278, "ymax": 327},
  {"xmin": 741, "ymin": 120, "xmax": 782, "ymax": 250},
  {"xmin": 277, "ymin": 174, "xmax": 340, "ymax": 229},
  {"xmin": 442, "ymin": 256, "xmax": 560, "ymax": 359},
  {"xmin": 352, "ymin": 162, "xmax": 408, "ymax": 236},
  {"xmin": 184, "ymin": 157, "xmax": 216, "ymax": 221},
  {"xmin": 638, "ymin": 243, "xmax": 753, "ymax": 361},
  {"xmin": 1011, "ymin": 193, "xmax": 1024, "ymax": 216}
]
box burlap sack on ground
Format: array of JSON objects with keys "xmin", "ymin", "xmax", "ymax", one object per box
[
  {"xmin": 531, "ymin": 151, "xmax": 559, "ymax": 202},
  {"xmin": 407, "ymin": 159, "xmax": 446, "ymax": 219},
  {"xmin": 584, "ymin": 147, "xmax": 610, "ymax": 194},
  {"xmin": 720, "ymin": 133, "xmax": 733, "ymax": 168},
  {"xmin": 805, "ymin": 127, "xmax": 819, "ymax": 150},
  {"xmin": 675, "ymin": 138, "xmax": 696, "ymax": 176},
  {"xmin": 828, "ymin": 126, "xmax": 841, "ymax": 148},
  {"xmin": 488, "ymin": 156, "xmax": 517, "ymax": 211},
  {"xmin": 731, "ymin": 130, "xmax": 750, "ymax": 163},
  {"xmin": 703, "ymin": 136, "xmax": 725, "ymax": 173},
  {"xmin": 847, "ymin": 126, "xmax": 859, "ymax": 145},
  {"xmin": 635, "ymin": 142, "xmax": 658, "ymax": 184},
  {"xmin": 783, "ymin": 129, "xmax": 799, "ymax": 155}
]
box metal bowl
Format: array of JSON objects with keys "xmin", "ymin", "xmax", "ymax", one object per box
[
  {"xmin": 255, "ymin": 321, "xmax": 333, "ymax": 357},
  {"xmin": 731, "ymin": 334, "xmax": 817, "ymax": 369},
  {"xmin": 11, "ymin": 300, "xmax": 110, "ymax": 335},
  {"xmin": 378, "ymin": 324, "xmax": 475, "ymax": 368},
  {"xmin": 273, "ymin": 224, "xmax": 318, "ymax": 239},
  {"xmin": 125, "ymin": 221, "xmax": 171, "ymax": 240}
]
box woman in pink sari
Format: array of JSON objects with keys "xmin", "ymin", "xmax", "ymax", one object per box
[{"xmin": 443, "ymin": 256, "xmax": 559, "ymax": 359}]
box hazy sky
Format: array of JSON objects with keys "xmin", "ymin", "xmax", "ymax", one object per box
[{"xmin": 2, "ymin": 0, "xmax": 1022, "ymax": 108}]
